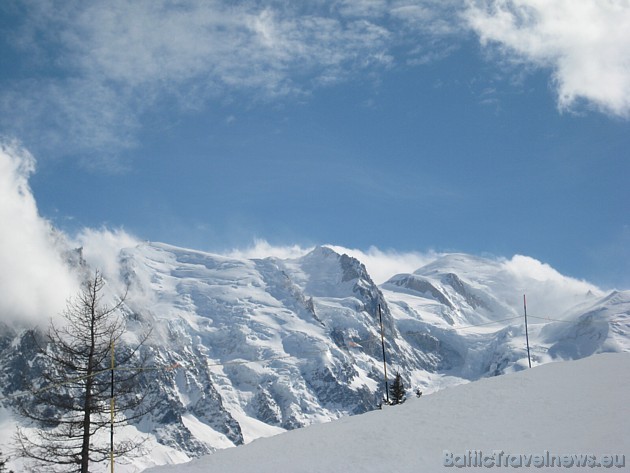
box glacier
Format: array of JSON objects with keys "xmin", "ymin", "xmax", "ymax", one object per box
[{"xmin": 0, "ymin": 242, "xmax": 628, "ymax": 472}]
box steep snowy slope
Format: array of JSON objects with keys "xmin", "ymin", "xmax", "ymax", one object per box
[
  {"xmin": 148, "ymin": 353, "xmax": 630, "ymax": 473},
  {"xmin": 112, "ymin": 242, "xmax": 401, "ymax": 469},
  {"xmin": 381, "ymin": 253, "xmax": 615, "ymax": 382},
  {"xmin": 540, "ymin": 290, "xmax": 630, "ymax": 358},
  {"xmin": 385, "ymin": 253, "xmax": 602, "ymax": 327},
  {"xmin": 121, "ymin": 242, "xmax": 390, "ymax": 423},
  {"xmin": 0, "ymin": 243, "xmax": 627, "ymax": 472},
  {"xmin": 3, "ymin": 243, "xmax": 400, "ymax": 471}
]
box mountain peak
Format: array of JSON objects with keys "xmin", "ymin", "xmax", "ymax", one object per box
[{"xmin": 1, "ymin": 241, "xmax": 625, "ymax": 473}]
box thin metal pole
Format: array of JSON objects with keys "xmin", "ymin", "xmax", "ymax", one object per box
[
  {"xmin": 378, "ymin": 304, "xmax": 389, "ymax": 404},
  {"xmin": 110, "ymin": 340, "xmax": 115, "ymax": 473},
  {"xmin": 523, "ymin": 294, "xmax": 532, "ymax": 368}
]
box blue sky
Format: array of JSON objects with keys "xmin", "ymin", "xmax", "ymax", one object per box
[{"xmin": 1, "ymin": 0, "xmax": 629, "ymax": 289}]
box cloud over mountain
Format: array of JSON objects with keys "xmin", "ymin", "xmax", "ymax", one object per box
[
  {"xmin": 0, "ymin": 141, "xmax": 77, "ymax": 323},
  {"xmin": 0, "ymin": 140, "xmax": 139, "ymax": 323}
]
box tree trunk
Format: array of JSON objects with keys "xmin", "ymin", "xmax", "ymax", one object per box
[
  {"xmin": 80, "ymin": 280, "xmax": 98, "ymax": 473},
  {"xmin": 80, "ymin": 376, "xmax": 93, "ymax": 473}
]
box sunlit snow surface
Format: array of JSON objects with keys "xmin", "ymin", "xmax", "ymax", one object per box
[
  {"xmin": 1, "ymin": 243, "xmax": 628, "ymax": 472},
  {"xmin": 148, "ymin": 353, "xmax": 630, "ymax": 472}
]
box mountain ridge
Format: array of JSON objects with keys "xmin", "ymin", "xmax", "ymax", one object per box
[
  {"xmin": 0, "ymin": 241, "xmax": 627, "ymax": 472},
  {"xmin": 146, "ymin": 352, "xmax": 630, "ymax": 473}
]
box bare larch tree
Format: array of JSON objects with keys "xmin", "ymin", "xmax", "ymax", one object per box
[{"xmin": 15, "ymin": 270, "xmax": 151, "ymax": 473}]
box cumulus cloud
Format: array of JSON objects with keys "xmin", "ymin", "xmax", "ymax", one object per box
[
  {"xmin": 0, "ymin": 141, "xmax": 78, "ymax": 324},
  {"xmin": 464, "ymin": 0, "xmax": 630, "ymax": 117}
]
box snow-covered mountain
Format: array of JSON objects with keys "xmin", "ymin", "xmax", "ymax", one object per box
[
  {"xmin": 0, "ymin": 242, "xmax": 628, "ymax": 471},
  {"xmin": 146, "ymin": 352, "xmax": 630, "ymax": 473}
]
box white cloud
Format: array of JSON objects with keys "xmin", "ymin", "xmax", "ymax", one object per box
[
  {"xmin": 0, "ymin": 140, "xmax": 78, "ymax": 324},
  {"xmin": 500, "ymin": 254, "xmax": 603, "ymax": 317},
  {"xmin": 227, "ymin": 238, "xmax": 312, "ymax": 261},
  {"xmin": 464, "ymin": 0, "xmax": 630, "ymax": 117},
  {"xmin": 325, "ymin": 245, "xmax": 440, "ymax": 284},
  {"xmin": 0, "ymin": 78, "xmax": 139, "ymax": 171},
  {"xmin": 0, "ymin": 1, "xmax": 454, "ymax": 166},
  {"xmin": 0, "ymin": 140, "xmax": 142, "ymax": 324},
  {"xmin": 327, "ymin": 247, "xmax": 605, "ymax": 315},
  {"xmin": 226, "ymin": 239, "xmax": 438, "ymax": 284},
  {"xmin": 4, "ymin": 0, "xmax": 626, "ymax": 169},
  {"xmin": 336, "ymin": 0, "xmax": 389, "ymax": 18},
  {"xmin": 72, "ymin": 227, "xmax": 140, "ymax": 292},
  {"xmin": 391, "ymin": 0, "xmax": 465, "ymax": 36}
]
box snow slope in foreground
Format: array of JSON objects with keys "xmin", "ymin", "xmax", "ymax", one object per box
[{"xmin": 149, "ymin": 353, "xmax": 629, "ymax": 472}]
